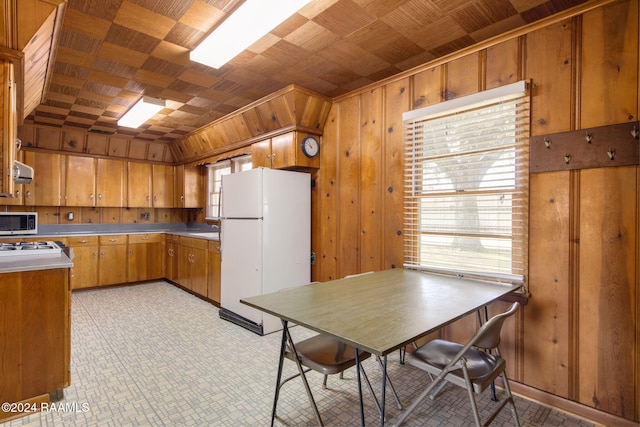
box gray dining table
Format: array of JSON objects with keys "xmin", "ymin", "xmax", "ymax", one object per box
[{"xmin": 241, "ymin": 268, "xmax": 521, "ymax": 426}]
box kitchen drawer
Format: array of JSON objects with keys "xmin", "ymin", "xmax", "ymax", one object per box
[
  {"xmin": 99, "ymin": 235, "xmax": 127, "ymax": 245},
  {"xmin": 180, "ymin": 236, "xmax": 208, "ymax": 250},
  {"xmin": 69, "ymin": 236, "xmax": 99, "ymax": 246},
  {"xmin": 165, "ymin": 233, "xmax": 180, "ymax": 243},
  {"xmin": 128, "ymin": 233, "xmax": 162, "ymax": 244}
]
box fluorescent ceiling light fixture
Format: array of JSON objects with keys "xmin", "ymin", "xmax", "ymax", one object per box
[
  {"xmin": 191, "ymin": 0, "xmax": 312, "ymax": 69},
  {"xmin": 118, "ymin": 96, "xmax": 165, "ymax": 128}
]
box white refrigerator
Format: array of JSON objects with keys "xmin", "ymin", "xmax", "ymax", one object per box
[{"xmin": 219, "ymin": 167, "xmax": 310, "ymax": 335}]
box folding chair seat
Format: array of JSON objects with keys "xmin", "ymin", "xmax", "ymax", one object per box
[{"xmin": 395, "ymin": 302, "xmax": 520, "ymax": 427}]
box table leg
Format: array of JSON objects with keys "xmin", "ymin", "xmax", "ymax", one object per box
[
  {"xmin": 380, "ymin": 355, "xmax": 387, "ymax": 427},
  {"xmin": 271, "ymin": 320, "xmax": 288, "ymax": 427},
  {"xmin": 355, "ymin": 350, "xmax": 365, "ymax": 426}
]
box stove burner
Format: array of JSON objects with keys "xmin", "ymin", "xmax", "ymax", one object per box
[{"xmin": 0, "ymin": 241, "xmax": 62, "ymax": 257}]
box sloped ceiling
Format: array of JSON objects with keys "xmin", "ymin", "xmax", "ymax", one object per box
[{"xmin": 24, "ymin": 0, "xmax": 590, "ymax": 155}]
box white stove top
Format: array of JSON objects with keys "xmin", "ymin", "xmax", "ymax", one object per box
[{"xmin": 0, "ymin": 241, "xmax": 62, "ymax": 258}]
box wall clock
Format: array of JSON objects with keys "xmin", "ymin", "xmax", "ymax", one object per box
[{"xmin": 301, "ymin": 136, "xmax": 320, "ymax": 158}]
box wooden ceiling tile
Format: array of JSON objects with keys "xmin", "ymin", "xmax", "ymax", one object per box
[
  {"xmin": 141, "ymin": 56, "xmax": 186, "ymax": 78},
  {"xmin": 62, "ymin": 8, "xmax": 112, "ymax": 40},
  {"xmin": 132, "ymin": 68, "xmax": 175, "ymax": 88},
  {"xmin": 104, "ymin": 24, "xmax": 161, "ymax": 53},
  {"xmin": 452, "ymin": 0, "xmax": 518, "ymax": 33},
  {"xmin": 150, "ymin": 41, "xmax": 191, "ymax": 66},
  {"xmin": 97, "ymin": 42, "xmax": 149, "ymax": 68},
  {"xmin": 113, "ymin": 1, "xmax": 176, "ymax": 39},
  {"xmin": 509, "ymin": 0, "xmax": 549, "ymax": 13},
  {"xmin": 55, "ymin": 46, "xmax": 96, "ymax": 68},
  {"xmin": 470, "ymin": 13, "xmax": 527, "ymax": 42},
  {"xmin": 179, "ymin": 0, "xmax": 229, "ymax": 32},
  {"xmin": 164, "ymin": 22, "xmax": 205, "ymax": 50},
  {"xmin": 313, "ymin": 0, "xmax": 378, "ymax": 37},
  {"xmin": 412, "ymin": 16, "xmax": 469, "ymax": 51},
  {"xmin": 68, "ymin": 0, "xmax": 123, "ymax": 22},
  {"xmin": 128, "ymin": 0, "xmax": 195, "ymax": 20},
  {"xmin": 177, "ymin": 67, "xmax": 221, "ymax": 88},
  {"xmin": 50, "ymin": 73, "xmax": 86, "ymax": 90},
  {"xmin": 284, "ymin": 20, "xmax": 341, "ymax": 52},
  {"xmin": 381, "ymin": 0, "xmax": 443, "ymax": 36},
  {"xmin": 91, "ymin": 57, "xmax": 137, "ymax": 79},
  {"xmin": 86, "ymin": 69, "xmax": 130, "ymax": 89}
]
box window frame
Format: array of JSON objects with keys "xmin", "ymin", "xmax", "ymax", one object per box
[
  {"xmin": 402, "ymin": 81, "xmax": 530, "ymax": 287},
  {"xmin": 205, "ymin": 155, "xmax": 252, "ymax": 220}
]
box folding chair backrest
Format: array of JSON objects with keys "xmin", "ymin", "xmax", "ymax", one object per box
[{"xmin": 471, "ymin": 302, "xmax": 519, "ymax": 350}]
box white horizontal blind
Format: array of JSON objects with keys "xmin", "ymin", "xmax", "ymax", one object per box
[{"xmin": 403, "ymin": 82, "xmax": 530, "ymax": 285}]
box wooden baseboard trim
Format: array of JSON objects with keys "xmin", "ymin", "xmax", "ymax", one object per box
[{"xmin": 510, "ymin": 382, "xmax": 638, "ymax": 427}]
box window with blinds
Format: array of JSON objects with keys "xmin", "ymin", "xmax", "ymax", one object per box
[{"xmin": 403, "ymin": 81, "xmax": 530, "ymax": 286}]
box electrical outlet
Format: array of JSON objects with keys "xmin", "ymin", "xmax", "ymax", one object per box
[{"xmin": 141, "ymin": 212, "xmax": 150, "ymax": 221}]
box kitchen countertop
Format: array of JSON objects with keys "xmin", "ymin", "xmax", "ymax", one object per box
[{"xmin": 0, "ymin": 253, "xmax": 73, "ymax": 273}]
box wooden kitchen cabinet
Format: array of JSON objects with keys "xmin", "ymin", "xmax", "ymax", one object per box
[
  {"xmin": 174, "ymin": 163, "xmax": 202, "ymax": 208},
  {"xmin": 178, "ymin": 236, "xmax": 208, "ymax": 296},
  {"xmin": 127, "ymin": 233, "xmax": 163, "ymax": 282},
  {"xmin": 251, "ymin": 132, "xmax": 320, "ymax": 170},
  {"xmin": 69, "ymin": 236, "xmax": 99, "ymax": 290},
  {"xmin": 127, "ymin": 161, "xmax": 152, "ymax": 207},
  {"xmin": 96, "ymin": 157, "xmax": 124, "ymax": 207},
  {"xmin": 165, "ymin": 233, "xmax": 179, "ymax": 283},
  {"xmin": 0, "ymin": 267, "xmax": 70, "ymax": 421},
  {"xmin": 65, "ymin": 156, "xmax": 96, "ymax": 206},
  {"xmin": 22, "ymin": 150, "xmax": 63, "ymax": 205},
  {"xmin": 98, "ymin": 235, "xmax": 127, "ymax": 286},
  {"xmin": 207, "ymin": 240, "xmax": 221, "ymax": 303},
  {"xmin": 0, "ymin": 59, "xmax": 17, "ymax": 198},
  {"xmin": 152, "ymin": 163, "xmax": 174, "ymax": 207}
]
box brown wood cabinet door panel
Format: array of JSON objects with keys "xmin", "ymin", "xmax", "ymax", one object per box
[
  {"xmin": 127, "ymin": 161, "xmax": 151, "ymax": 207},
  {"xmin": 23, "ymin": 151, "xmax": 62, "ymax": 206},
  {"xmin": 252, "ymin": 139, "xmax": 271, "ymax": 168},
  {"xmin": 96, "ymin": 158, "xmax": 124, "ymax": 207},
  {"xmin": 271, "ymin": 133, "xmax": 296, "ymax": 169},
  {"xmin": 152, "ymin": 163, "xmax": 174, "ymax": 208},
  {"xmin": 65, "ymin": 156, "xmax": 96, "ymax": 206},
  {"xmin": 190, "ymin": 247, "xmax": 208, "ymax": 297},
  {"xmin": 99, "ymin": 244, "xmax": 127, "ymax": 286},
  {"xmin": 577, "ymin": 166, "xmax": 637, "ymax": 419},
  {"xmin": 70, "ymin": 245, "xmax": 99, "ymax": 289},
  {"xmin": 208, "ymin": 241, "xmax": 221, "ymax": 303}
]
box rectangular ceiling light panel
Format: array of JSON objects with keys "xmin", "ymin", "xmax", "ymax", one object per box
[
  {"xmin": 191, "ymin": 0, "xmax": 312, "ymax": 69},
  {"xmin": 118, "ymin": 96, "xmax": 166, "ymax": 128}
]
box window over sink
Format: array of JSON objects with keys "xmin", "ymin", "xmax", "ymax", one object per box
[{"xmin": 205, "ymin": 155, "xmax": 252, "ymax": 220}]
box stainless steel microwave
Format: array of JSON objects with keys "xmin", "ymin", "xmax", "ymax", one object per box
[{"xmin": 0, "ymin": 212, "xmax": 38, "ymax": 235}]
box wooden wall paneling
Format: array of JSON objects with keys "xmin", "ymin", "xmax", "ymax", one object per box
[
  {"xmin": 255, "ymin": 102, "xmax": 282, "ymax": 134},
  {"xmin": 337, "ymin": 96, "xmax": 361, "ymax": 278},
  {"xmin": 485, "ymin": 37, "xmax": 522, "ymax": 90},
  {"xmin": 127, "ymin": 139, "xmax": 148, "ymax": 160},
  {"xmin": 525, "ymin": 19, "xmax": 574, "ymax": 136},
  {"xmin": 269, "ymin": 94, "xmax": 296, "ymax": 128},
  {"xmin": 107, "ymin": 136, "xmax": 129, "ymax": 157},
  {"xmin": 412, "ymin": 66, "xmax": 443, "ymax": 109},
  {"xmin": 147, "ymin": 142, "xmax": 166, "ymax": 162},
  {"xmin": 242, "ymin": 108, "xmax": 266, "ymax": 136},
  {"xmin": 524, "ymin": 171, "xmax": 572, "ymax": 397},
  {"xmin": 35, "ymin": 126, "xmax": 60, "ymax": 150},
  {"xmin": 81, "ymin": 207, "xmax": 100, "ymax": 224},
  {"xmin": 61, "ymin": 130, "xmax": 86, "ymax": 153},
  {"xmin": 316, "ymin": 103, "xmax": 339, "ymax": 281},
  {"xmin": 102, "ymin": 207, "xmax": 122, "ymax": 224},
  {"xmin": 445, "ymin": 52, "xmax": 482, "ymax": 99},
  {"xmin": 383, "ymin": 78, "xmax": 410, "ymax": 271},
  {"xmin": 577, "ymin": 166, "xmax": 637, "ymax": 419},
  {"xmin": 359, "ymin": 88, "xmax": 383, "ymax": 273},
  {"xmin": 85, "ymin": 134, "xmax": 108, "ymax": 156},
  {"xmin": 34, "ymin": 206, "xmax": 59, "ymax": 224},
  {"xmin": 580, "ymin": 0, "xmax": 638, "ymax": 128}
]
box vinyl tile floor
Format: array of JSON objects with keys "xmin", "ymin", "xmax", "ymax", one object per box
[{"xmin": 6, "ymin": 281, "xmax": 597, "ymax": 427}]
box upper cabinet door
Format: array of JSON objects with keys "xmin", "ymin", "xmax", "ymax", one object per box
[
  {"xmin": 0, "ymin": 60, "xmax": 16, "ymax": 198},
  {"xmin": 127, "ymin": 161, "xmax": 151, "ymax": 207},
  {"xmin": 152, "ymin": 164, "xmax": 174, "ymax": 208},
  {"xmin": 96, "ymin": 158, "xmax": 124, "ymax": 207},
  {"xmin": 65, "ymin": 156, "xmax": 96, "ymax": 206},
  {"xmin": 23, "ymin": 150, "xmax": 62, "ymax": 206}
]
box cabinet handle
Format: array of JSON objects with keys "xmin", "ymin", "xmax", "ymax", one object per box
[
  {"xmin": 99, "ymin": 251, "xmax": 104, "ymax": 259},
  {"xmin": 26, "ymin": 190, "xmax": 30, "ymax": 199},
  {"xmin": 129, "ymin": 250, "xmax": 133, "ymax": 256},
  {"xmin": 89, "ymin": 194, "xmax": 94, "ymax": 200},
  {"xmin": 153, "ymin": 196, "xmax": 157, "ymax": 202},
  {"xmin": 168, "ymin": 248, "xmax": 173, "ymax": 256},
  {"xmin": 79, "ymin": 239, "xmax": 87, "ymax": 243},
  {"xmin": 98, "ymin": 194, "xmax": 102, "ymax": 200},
  {"xmin": 109, "ymin": 239, "xmax": 116, "ymax": 242},
  {"xmin": 142, "ymin": 236, "xmax": 149, "ymax": 240},
  {"xmin": 146, "ymin": 195, "xmax": 150, "ymax": 201},
  {"xmin": 92, "ymin": 252, "xmax": 97, "ymax": 259},
  {"xmin": 180, "ymin": 195, "xmax": 184, "ymax": 202}
]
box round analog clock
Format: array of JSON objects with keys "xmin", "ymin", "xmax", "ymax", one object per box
[{"xmin": 301, "ymin": 136, "xmax": 320, "ymax": 158}]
